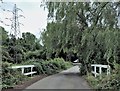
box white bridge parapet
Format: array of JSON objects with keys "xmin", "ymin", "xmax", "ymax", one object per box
[
  {"xmin": 11, "ymin": 65, "xmax": 37, "ymax": 76},
  {"xmin": 91, "ymin": 64, "xmax": 110, "ymax": 78}
]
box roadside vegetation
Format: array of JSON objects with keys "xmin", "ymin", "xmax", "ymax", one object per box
[
  {"xmin": 1, "ymin": 2, "xmax": 120, "ymax": 90},
  {"xmin": 41, "ymin": 2, "xmax": 120, "ymax": 90},
  {"xmin": 1, "ymin": 27, "xmax": 72, "ymax": 89},
  {"xmin": 86, "ymin": 63, "xmax": 120, "ymax": 90},
  {"xmin": 2, "ymin": 58, "xmax": 72, "ymax": 89}
]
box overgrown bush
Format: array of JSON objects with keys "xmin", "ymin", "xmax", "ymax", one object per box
[
  {"xmin": 2, "ymin": 58, "xmax": 72, "ymax": 89},
  {"xmin": 36, "ymin": 58, "xmax": 72, "ymax": 75},
  {"xmin": 97, "ymin": 63, "xmax": 120, "ymax": 90},
  {"xmin": 23, "ymin": 58, "xmax": 72, "ymax": 75},
  {"xmin": 79, "ymin": 63, "xmax": 87, "ymax": 75},
  {"xmin": 86, "ymin": 74, "xmax": 99, "ymax": 89},
  {"xmin": 25, "ymin": 50, "xmax": 46, "ymax": 60},
  {"xmin": 2, "ymin": 62, "xmax": 28, "ymax": 89},
  {"xmin": 86, "ymin": 63, "xmax": 120, "ymax": 90},
  {"xmin": 50, "ymin": 58, "xmax": 72, "ymax": 70}
]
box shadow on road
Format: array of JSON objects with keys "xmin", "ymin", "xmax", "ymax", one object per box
[{"xmin": 58, "ymin": 72, "xmax": 81, "ymax": 76}]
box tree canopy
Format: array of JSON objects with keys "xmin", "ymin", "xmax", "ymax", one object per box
[{"xmin": 41, "ymin": 2, "xmax": 120, "ymax": 73}]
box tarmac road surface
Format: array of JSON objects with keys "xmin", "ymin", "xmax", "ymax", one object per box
[{"xmin": 25, "ymin": 66, "xmax": 91, "ymax": 89}]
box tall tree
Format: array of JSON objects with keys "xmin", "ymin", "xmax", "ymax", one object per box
[
  {"xmin": 41, "ymin": 2, "xmax": 120, "ymax": 74},
  {"xmin": 21, "ymin": 32, "xmax": 37, "ymax": 51}
]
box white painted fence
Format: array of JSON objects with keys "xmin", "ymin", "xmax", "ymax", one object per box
[
  {"xmin": 11, "ymin": 65, "xmax": 37, "ymax": 76},
  {"xmin": 91, "ymin": 64, "xmax": 110, "ymax": 78}
]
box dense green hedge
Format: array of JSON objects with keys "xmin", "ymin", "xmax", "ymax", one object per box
[
  {"xmin": 2, "ymin": 58, "xmax": 72, "ymax": 89},
  {"xmin": 97, "ymin": 63, "xmax": 120, "ymax": 90},
  {"xmin": 2, "ymin": 62, "xmax": 28, "ymax": 89},
  {"xmin": 79, "ymin": 28, "xmax": 120, "ymax": 90},
  {"xmin": 23, "ymin": 58, "xmax": 72, "ymax": 75},
  {"xmin": 86, "ymin": 63, "xmax": 120, "ymax": 90}
]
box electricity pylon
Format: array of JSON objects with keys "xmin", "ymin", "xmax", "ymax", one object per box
[
  {"xmin": 9, "ymin": 4, "xmax": 25, "ymax": 64},
  {"xmin": 10, "ymin": 4, "xmax": 25, "ymax": 38},
  {"xmin": 3, "ymin": 3, "xmax": 25, "ymax": 64},
  {"xmin": 1, "ymin": 3, "xmax": 25, "ymax": 63},
  {"xmin": 0, "ymin": 3, "xmax": 25, "ymax": 38}
]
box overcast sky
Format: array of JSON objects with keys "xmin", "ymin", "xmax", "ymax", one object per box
[
  {"xmin": 1, "ymin": 0, "xmax": 120, "ymax": 39},
  {"xmin": 0, "ymin": 0, "xmax": 48, "ymax": 38}
]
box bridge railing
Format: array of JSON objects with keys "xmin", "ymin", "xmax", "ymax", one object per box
[
  {"xmin": 91, "ymin": 64, "xmax": 110, "ymax": 78},
  {"xmin": 10, "ymin": 65, "xmax": 37, "ymax": 76}
]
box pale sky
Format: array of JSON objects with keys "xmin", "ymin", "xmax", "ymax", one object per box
[
  {"xmin": 0, "ymin": 0, "xmax": 48, "ymax": 38},
  {"xmin": 1, "ymin": 0, "xmax": 119, "ymax": 39}
]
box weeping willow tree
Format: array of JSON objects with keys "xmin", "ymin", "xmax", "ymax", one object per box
[{"xmin": 41, "ymin": 2, "xmax": 120, "ymax": 74}]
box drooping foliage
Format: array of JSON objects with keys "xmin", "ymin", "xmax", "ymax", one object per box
[
  {"xmin": 41, "ymin": 2, "xmax": 120, "ymax": 89},
  {"xmin": 1, "ymin": 1, "xmax": 120, "ymax": 90},
  {"xmin": 41, "ymin": 2, "xmax": 120, "ymax": 72}
]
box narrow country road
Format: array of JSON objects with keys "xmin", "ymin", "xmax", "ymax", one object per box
[{"xmin": 24, "ymin": 66, "xmax": 91, "ymax": 89}]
